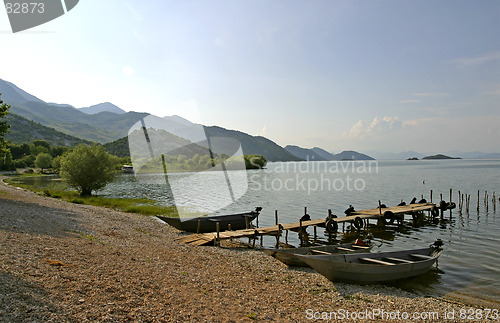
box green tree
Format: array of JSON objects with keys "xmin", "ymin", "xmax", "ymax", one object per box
[
  {"xmin": 60, "ymin": 144, "xmax": 118, "ymax": 196},
  {"xmin": 0, "ymin": 93, "xmax": 12, "ymax": 170},
  {"xmin": 35, "ymin": 152, "xmax": 52, "ymax": 173}
]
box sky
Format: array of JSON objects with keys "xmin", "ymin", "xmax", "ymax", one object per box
[{"xmin": 0, "ymin": 0, "xmax": 499, "ymax": 153}]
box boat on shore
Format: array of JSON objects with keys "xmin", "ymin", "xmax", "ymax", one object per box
[
  {"xmin": 157, "ymin": 207, "xmax": 262, "ymax": 233},
  {"xmin": 122, "ymin": 165, "xmax": 134, "ymax": 173},
  {"xmin": 265, "ymin": 240, "xmax": 373, "ymax": 267},
  {"xmin": 296, "ymin": 239, "xmax": 443, "ymax": 283}
]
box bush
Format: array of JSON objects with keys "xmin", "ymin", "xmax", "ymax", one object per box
[
  {"xmin": 60, "ymin": 144, "xmax": 118, "ymax": 196},
  {"xmin": 35, "ymin": 152, "xmax": 52, "ymax": 172}
]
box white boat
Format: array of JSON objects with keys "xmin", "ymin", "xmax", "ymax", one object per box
[
  {"xmin": 296, "ymin": 240, "xmax": 443, "ymax": 283},
  {"xmin": 122, "ymin": 165, "xmax": 134, "ymax": 173}
]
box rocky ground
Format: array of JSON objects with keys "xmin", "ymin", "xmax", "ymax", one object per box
[{"xmin": 0, "ymin": 178, "xmax": 496, "ymax": 322}]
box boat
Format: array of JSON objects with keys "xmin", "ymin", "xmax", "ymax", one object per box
[
  {"xmin": 265, "ymin": 240, "xmax": 374, "ymax": 267},
  {"xmin": 157, "ymin": 207, "xmax": 262, "ymax": 233},
  {"xmin": 296, "ymin": 239, "xmax": 443, "ymax": 283},
  {"xmin": 122, "ymin": 165, "xmax": 134, "ymax": 173}
]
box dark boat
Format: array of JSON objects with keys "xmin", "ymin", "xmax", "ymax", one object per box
[
  {"xmin": 296, "ymin": 240, "xmax": 443, "ymax": 284},
  {"xmin": 157, "ymin": 207, "xmax": 262, "ymax": 233}
]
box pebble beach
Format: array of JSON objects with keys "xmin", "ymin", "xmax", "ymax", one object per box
[{"xmin": 0, "ymin": 178, "xmax": 495, "ymax": 322}]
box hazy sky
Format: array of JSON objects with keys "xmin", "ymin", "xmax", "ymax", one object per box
[{"xmin": 1, "ymin": 0, "xmax": 499, "ymax": 153}]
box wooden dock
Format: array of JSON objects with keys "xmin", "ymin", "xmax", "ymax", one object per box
[{"xmin": 175, "ymin": 203, "xmax": 438, "ymax": 246}]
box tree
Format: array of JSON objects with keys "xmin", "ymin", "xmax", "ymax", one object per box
[
  {"xmin": 60, "ymin": 144, "xmax": 118, "ymax": 196},
  {"xmin": 35, "ymin": 152, "xmax": 52, "ymax": 173},
  {"xmin": 0, "ymin": 93, "xmax": 12, "ymax": 171},
  {"xmin": 0, "ymin": 93, "xmax": 9, "ymax": 144}
]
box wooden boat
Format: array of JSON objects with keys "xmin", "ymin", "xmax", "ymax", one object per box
[
  {"xmin": 121, "ymin": 165, "xmax": 134, "ymax": 173},
  {"xmin": 296, "ymin": 240, "xmax": 443, "ymax": 283},
  {"xmin": 265, "ymin": 241, "xmax": 373, "ymax": 267},
  {"xmin": 157, "ymin": 207, "xmax": 262, "ymax": 233}
]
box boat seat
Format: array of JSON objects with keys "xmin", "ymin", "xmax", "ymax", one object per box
[
  {"xmin": 384, "ymin": 257, "xmax": 414, "ymax": 264},
  {"xmin": 351, "ymin": 245, "xmax": 370, "ymax": 249},
  {"xmin": 360, "ymin": 258, "xmax": 396, "ymax": 266},
  {"xmin": 410, "ymin": 254, "xmax": 433, "ymax": 260},
  {"xmin": 336, "ymin": 246, "xmax": 356, "ymax": 252},
  {"xmin": 311, "ymin": 250, "xmax": 332, "ymax": 255}
]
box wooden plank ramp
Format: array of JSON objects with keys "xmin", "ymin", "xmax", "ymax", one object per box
[{"xmin": 175, "ymin": 203, "xmax": 437, "ymax": 246}]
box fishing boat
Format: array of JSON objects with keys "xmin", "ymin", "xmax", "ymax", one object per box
[
  {"xmin": 157, "ymin": 207, "xmax": 262, "ymax": 233},
  {"xmin": 265, "ymin": 240, "xmax": 373, "ymax": 267},
  {"xmin": 296, "ymin": 239, "xmax": 443, "ymax": 283},
  {"xmin": 121, "ymin": 165, "xmax": 134, "ymax": 173}
]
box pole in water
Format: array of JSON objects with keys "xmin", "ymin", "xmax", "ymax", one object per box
[
  {"xmin": 477, "ymin": 190, "xmax": 480, "ymax": 211},
  {"xmin": 275, "ymin": 210, "xmax": 278, "ymax": 225}
]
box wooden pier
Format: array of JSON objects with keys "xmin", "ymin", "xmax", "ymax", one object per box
[{"xmin": 175, "ymin": 203, "xmax": 438, "ymax": 246}]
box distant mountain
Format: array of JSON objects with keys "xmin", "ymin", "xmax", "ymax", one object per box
[
  {"xmin": 204, "ymin": 127, "xmax": 302, "ymax": 162},
  {"xmin": 332, "ymin": 150, "xmax": 375, "ymax": 161},
  {"xmin": 423, "ymin": 154, "xmax": 461, "ymax": 160},
  {"xmin": 79, "ymin": 102, "xmax": 126, "ymax": 115},
  {"xmin": 0, "ymin": 78, "xmax": 45, "ymax": 105},
  {"xmin": 104, "ymin": 129, "xmax": 209, "ymax": 159},
  {"xmin": 311, "ymin": 147, "xmax": 337, "ymax": 160},
  {"xmin": 4, "ymin": 113, "xmax": 92, "ymax": 146},
  {"xmin": 285, "ymin": 145, "xmax": 375, "ymax": 161},
  {"xmin": 0, "ymin": 78, "xmax": 148, "ymax": 143},
  {"xmin": 366, "ymin": 151, "xmax": 426, "ymax": 160},
  {"xmin": 285, "ymin": 145, "xmax": 328, "ymax": 161}
]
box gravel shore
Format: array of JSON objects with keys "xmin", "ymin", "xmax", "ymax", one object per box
[{"xmin": 0, "ymin": 178, "xmax": 496, "ymax": 322}]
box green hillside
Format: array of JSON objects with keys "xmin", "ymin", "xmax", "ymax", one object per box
[
  {"xmin": 5, "ymin": 113, "xmax": 92, "ymax": 146},
  {"xmin": 205, "ymin": 126, "xmax": 302, "ymax": 162}
]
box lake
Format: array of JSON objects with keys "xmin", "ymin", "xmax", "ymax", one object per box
[{"xmin": 16, "ymin": 159, "xmax": 500, "ymax": 306}]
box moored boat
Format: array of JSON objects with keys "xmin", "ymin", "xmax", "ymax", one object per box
[
  {"xmin": 296, "ymin": 239, "xmax": 443, "ymax": 283},
  {"xmin": 157, "ymin": 207, "xmax": 262, "ymax": 233},
  {"xmin": 265, "ymin": 240, "xmax": 373, "ymax": 267}
]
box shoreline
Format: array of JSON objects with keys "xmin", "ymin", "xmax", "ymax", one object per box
[{"xmin": 0, "ymin": 178, "xmax": 496, "ymax": 322}]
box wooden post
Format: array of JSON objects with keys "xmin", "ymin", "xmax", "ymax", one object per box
[
  {"xmin": 485, "ymin": 191, "xmax": 488, "ymax": 205},
  {"xmin": 477, "ymin": 190, "xmax": 480, "ymax": 211},
  {"xmin": 466, "ymin": 194, "xmax": 470, "ymax": 213},
  {"xmin": 430, "ymin": 190, "xmax": 433, "ymax": 203},
  {"xmin": 197, "ymin": 219, "xmax": 201, "ymax": 234},
  {"xmin": 299, "ymin": 220, "xmax": 303, "ymax": 235},
  {"xmin": 216, "ymin": 222, "xmax": 220, "ymax": 247},
  {"xmin": 439, "ymin": 194, "xmax": 444, "ymax": 219},
  {"xmin": 313, "ymin": 225, "xmax": 317, "ymax": 241},
  {"xmin": 450, "ymin": 188, "xmax": 452, "ymax": 203},
  {"xmin": 285, "ymin": 230, "xmax": 288, "ymax": 244},
  {"xmin": 378, "ymin": 200, "xmax": 382, "ymax": 217},
  {"xmin": 494, "ymin": 192, "xmax": 496, "ymax": 213},
  {"xmin": 275, "ymin": 210, "xmax": 278, "ymax": 225}
]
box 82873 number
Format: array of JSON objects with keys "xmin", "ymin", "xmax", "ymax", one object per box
[{"xmin": 5, "ymin": 2, "xmax": 45, "ymax": 14}]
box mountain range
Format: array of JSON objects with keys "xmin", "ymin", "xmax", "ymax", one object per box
[
  {"xmin": 284, "ymin": 145, "xmax": 375, "ymax": 161},
  {"xmin": 1, "ymin": 77, "xmax": 498, "ymax": 161}
]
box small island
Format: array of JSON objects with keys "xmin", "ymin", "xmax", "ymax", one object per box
[
  {"xmin": 422, "ymin": 154, "xmax": 462, "ymax": 160},
  {"xmin": 407, "ymin": 157, "xmax": 419, "ymax": 160}
]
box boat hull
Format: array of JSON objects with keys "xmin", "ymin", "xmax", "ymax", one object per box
[
  {"xmin": 265, "ymin": 243, "xmax": 373, "ymax": 267},
  {"xmin": 157, "ymin": 209, "xmax": 260, "ymax": 233},
  {"xmin": 297, "ymin": 247, "xmax": 441, "ymax": 283}
]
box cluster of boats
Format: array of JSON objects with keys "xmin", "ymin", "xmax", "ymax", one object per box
[{"xmin": 157, "ymin": 206, "xmax": 444, "ymax": 284}]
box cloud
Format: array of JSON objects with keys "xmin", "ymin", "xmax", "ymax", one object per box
[
  {"xmin": 345, "ymin": 116, "xmax": 403, "ymax": 139},
  {"xmin": 449, "ymin": 51, "xmax": 500, "ymax": 68},
  {"xmin": 400, "ymin": 99, "xmax": 421, "ymax": 104},
  {"xmin": 412, "ymin": 92, "xmax": 450, "ymax": 97}
]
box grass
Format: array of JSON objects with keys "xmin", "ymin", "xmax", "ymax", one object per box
[{"xmin": 4, "ymin": 175, "xmax": 179, "ymax": 217}]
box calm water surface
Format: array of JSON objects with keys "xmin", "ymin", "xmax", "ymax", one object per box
[{"xmin": 18, "ymin": 160, "xmax": 500, "ymax": 305}]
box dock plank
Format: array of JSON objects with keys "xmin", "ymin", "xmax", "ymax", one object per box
[{"xmin": 176, "ymin": 203, "xmax": 437, "ymax": 245}]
